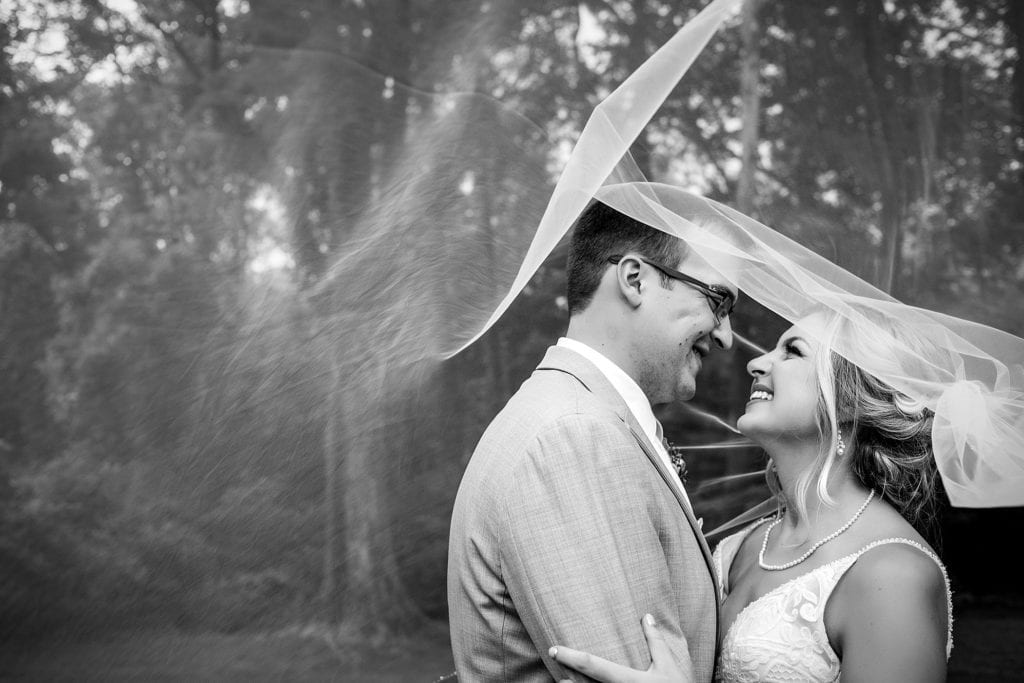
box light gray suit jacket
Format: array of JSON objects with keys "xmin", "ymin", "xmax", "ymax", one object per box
[{"xmin": 448, "ymin": 345, "xmax": 719, "ymax": 682}]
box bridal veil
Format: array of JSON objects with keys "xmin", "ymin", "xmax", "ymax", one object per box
[{"xmin": 438, "ymin": 0, "xmax": 1024, "ymax": 508}]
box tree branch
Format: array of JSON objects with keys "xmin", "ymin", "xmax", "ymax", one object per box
[
  {"xmin": 139, "ymin": 11, "xmax": 206, "ymax": 82},
  {"xmin": 581, "ymin": 0, "xmax": 624, "ymax": 23},
  {"xmin": 917, "ymin": 18, "xmax": 1002, "ymax": 51}
]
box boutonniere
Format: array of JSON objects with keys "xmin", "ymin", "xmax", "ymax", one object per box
[{"xmin": 664, "ymin": 440, "xmax": 688, "ymax": 484}]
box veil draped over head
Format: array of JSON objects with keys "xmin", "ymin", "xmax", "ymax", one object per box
[{"xmin": 440, "ymin": 0, "xmax": 1024, "ymax": 508}]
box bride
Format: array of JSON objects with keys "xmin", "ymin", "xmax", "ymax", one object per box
[{"xmin": 551, "ymin": 306, "xmax": 953, "ymax": 682}]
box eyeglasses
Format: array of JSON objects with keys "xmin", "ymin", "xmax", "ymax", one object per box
[{"xmin": 608, "ymin": 254, "xmax": 736, "ymax": 323}]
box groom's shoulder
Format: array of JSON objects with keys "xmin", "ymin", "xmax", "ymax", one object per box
[
  {"xmin": 504, "ymin": 354, "xmax": 607, "ymax": 418},
  {"xmin": 457, "ymin": 356, "xmax": 631, "ymax": 501},
  {"xmin": 477, "ymin": 366, "xmax": 619, "ymax": 452}
]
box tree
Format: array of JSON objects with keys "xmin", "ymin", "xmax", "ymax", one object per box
[
  {"xmin": 0, "ymin": 6, "xmax": 95, "ymax": 475},
  {"xmin": 748, "ymin": 0, "xmax": 1021, "ymax": 304},
  {"xmin": 737, "ymin": 0, "xmax": 768, "ymax": 214}
]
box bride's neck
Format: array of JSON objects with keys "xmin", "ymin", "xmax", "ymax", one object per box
[
  {"xmin": 769, "ymin": 447, "xmax": 865, "ymax": 531},
  {"xmin": 779, "ymin": 481, "xmax": 864, "ymax": 530}
]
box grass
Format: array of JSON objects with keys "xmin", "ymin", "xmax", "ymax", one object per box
[
  {"xmin": 0, "ymin": 622, "xmax": 456, "ymax": 682},
  {"xmin": 1, "ymin": 603, "xmax": 1020, "ymax": 682}
]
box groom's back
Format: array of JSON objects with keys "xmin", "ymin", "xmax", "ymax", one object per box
[{"xmin": 447, "ymin": 355, "xmax": 603, "ymax": 681}]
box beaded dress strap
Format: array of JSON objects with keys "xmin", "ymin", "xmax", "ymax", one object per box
[{"xmin": 846, "ymin": 537, "xmax": 954, "ymax": 659}]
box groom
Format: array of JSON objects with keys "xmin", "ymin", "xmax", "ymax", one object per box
[{"xmin": 448, "ymin": 198, "xmax": 736, "ymax": 682}]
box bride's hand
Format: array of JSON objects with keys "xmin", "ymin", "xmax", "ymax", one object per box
[{"xmin": 548, "ymin": 614, "xmax": 694, "ymax": 683}]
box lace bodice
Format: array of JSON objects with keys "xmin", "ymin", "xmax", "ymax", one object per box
[{"xmin": 712, "ymin": 521, "xmax": 953, "ymax": 683}]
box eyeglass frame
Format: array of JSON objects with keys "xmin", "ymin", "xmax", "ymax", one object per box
[{"xmin": 607, "ymin": 254, "xmax": 736, "ymax": 323}]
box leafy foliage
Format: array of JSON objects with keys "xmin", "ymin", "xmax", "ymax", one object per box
[{"xmin": 1, "ymin": 0, "xmax": 1021, "ymax": 641}]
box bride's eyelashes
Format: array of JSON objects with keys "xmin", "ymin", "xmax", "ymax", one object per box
[{"xmin": 774, "ymin": 339, "xmax": 804, "ymax": 359}]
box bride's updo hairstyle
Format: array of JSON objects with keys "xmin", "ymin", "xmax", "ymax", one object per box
[{"xmin": 770, "ymin": 306, "xmax": 947, "ymax": 537}]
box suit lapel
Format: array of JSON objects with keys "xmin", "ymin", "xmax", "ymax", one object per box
[
  {"xmin": 535, "ymin": 345, "xmax": 721, "ymax": 601},
  {"xmin": 626, "ymin": 416, "xmax": 720, "ymax": 600}
]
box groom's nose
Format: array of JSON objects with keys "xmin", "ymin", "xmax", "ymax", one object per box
[{"xmin": 711, "ymin": 314, "xmax": 734, "ymax": 350}]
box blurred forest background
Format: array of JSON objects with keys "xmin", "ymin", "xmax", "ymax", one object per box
[{"xmin": 2, "ymin": 0, "xmax": 1023, "ymax": 680}]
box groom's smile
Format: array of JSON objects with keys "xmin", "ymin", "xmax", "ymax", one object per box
[{"xmin": 638, "ymin": 251, "xmax": 735, "ymax": 405}]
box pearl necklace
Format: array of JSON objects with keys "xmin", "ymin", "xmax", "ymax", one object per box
[{"xmin": 758, "ymin": 489, "xmax": 875, "ymax": 571}]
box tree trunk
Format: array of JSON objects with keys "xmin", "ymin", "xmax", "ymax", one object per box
[
  {"xmin": 858, "ymin": 0, "xmax": 906, "ymax": 295},
  {"xmin": 321, "ymin": 0, "xmax": 424, "ymax": 635},
  {"xmin": 475, "ymin": 103, "xmax": 511, "ymax": 412},
  {"xmin": 335, "ymin": 357, "xmax": 423, "ymax": 634},
  {"xmin": 319, "ymin": 360, "xmax": 341, "ymax": 619},
  {"xmin": 736, "ymin": 0, "xmax": 767, "ymax": 214},
  {"xmin": 626, "ymin": 7, "xmax": 654, "ymax": 178},
  {"xmin": 722, "ymin": 0, "xmax": 768, "ymax": 476},
  {"xmin": 878, "ymin": 194, "xmax": 904, "ymax": 296},
  {"xmin": 204, "ymin": 0, "xmax": 221, "ymax": 73},
  {"xmin": 1005, "ymin": 1, "xmax": 1024, "ymax": 187}
]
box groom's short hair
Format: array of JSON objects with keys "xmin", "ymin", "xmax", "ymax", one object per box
[{"xmin": 566, "ymin": 200, "xmax": 685, "ymax": 315}]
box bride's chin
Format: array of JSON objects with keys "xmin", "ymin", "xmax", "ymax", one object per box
[
  {"xmin": 735, "ymin": 415, "xmax": 763, "ymax": 442},
  {"xmin": 736, "ymin": 413, "xmax": 753, "ymax": 434}
]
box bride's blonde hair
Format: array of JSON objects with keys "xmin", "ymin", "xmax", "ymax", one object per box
[{"xmin": 768, "ymin": 307, "xmax": 945, "ymax": 536}]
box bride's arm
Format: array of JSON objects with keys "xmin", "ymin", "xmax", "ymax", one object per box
[
  {"xmin": 826, "ymin": 544, "xmax": 948, "ymax": 682},
  {"xmin": 549, "ymin": 614, "xmax": 695, "ymax": 683}
]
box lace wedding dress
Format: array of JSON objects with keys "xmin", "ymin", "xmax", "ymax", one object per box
[{"xmin": 712, "ymin": 521, "xmax": 953, "ymax": 683}]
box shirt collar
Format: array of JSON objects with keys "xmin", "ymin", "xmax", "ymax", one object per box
[{"xmin": 557, "ymin": 337, "xmax": 661, "ymax": 446}]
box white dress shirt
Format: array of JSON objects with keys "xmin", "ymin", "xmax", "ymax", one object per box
[{"xmin": 557, "ymin": 337, "xmax": 692, "ymax": 509}]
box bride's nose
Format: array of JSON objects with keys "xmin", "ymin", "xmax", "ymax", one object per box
[{"xmin": 747, "ymin": 354, "xmax": 770, "ymax": 377}]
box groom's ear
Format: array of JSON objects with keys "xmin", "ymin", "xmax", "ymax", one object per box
[{"xmin": 613, "ymin": 255, "xmax": 645, "ymax": 308}]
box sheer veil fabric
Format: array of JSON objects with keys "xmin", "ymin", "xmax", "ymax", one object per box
[{"xmin": 443, "ymin": 0, "xmax": 1024, "ymax": 508}]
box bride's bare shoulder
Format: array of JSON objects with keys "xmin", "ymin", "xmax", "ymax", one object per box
[
  {"xmin": 846, "ymin": 541, "xmax": 945, "ymax": 590},
  {"xmin": 840, "ymin": 504, "xmax": 945, "ymax": 602},
  {"xmin": 826, "ymin": 540, "xmax": 949, "ymax": 671},
  {"xmin": 830, "ymin": 539, "xmax": 948, "ymax": 643}
]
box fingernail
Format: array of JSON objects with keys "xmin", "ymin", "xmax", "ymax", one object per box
[
  {"xmin": 549, "ymin": 646, "xmax": 558, "ymax": 657},
  {"xmin": 645, "ymin": 613, "xmax": 656, "ymax": 626}
]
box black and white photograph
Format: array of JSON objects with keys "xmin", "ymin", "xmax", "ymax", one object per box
[{"xmin": 2, "ymin": 0, "xmax": 1023, "ymax": 680}]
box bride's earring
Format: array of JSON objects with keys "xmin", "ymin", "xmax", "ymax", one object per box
[{"xmin": 836, "ymin": 428, "xmax": 847, "ymax": 457}]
